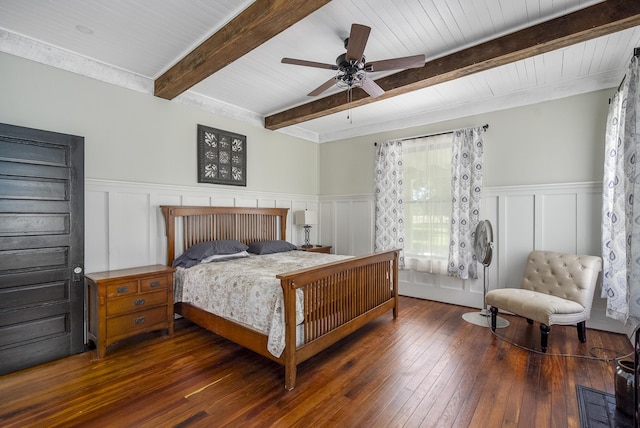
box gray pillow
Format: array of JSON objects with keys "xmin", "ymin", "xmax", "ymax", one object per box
[
  {"xmin": 247, "ymin": 240, "xmax": 297, "ymax": 255},
  {"xmin": 172, "ymin": 239, "xmax": 249, "ymax": 268}
]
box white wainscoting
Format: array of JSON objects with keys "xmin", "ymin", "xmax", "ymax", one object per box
[
  {"xmin": 87, "ymin": 179, "xmax": 624, "ymax": 333},
  {"xmin": 85, "ymin": 179, "xmax": 319, "ymax": 274},
  {"xmin": 320, "ymin": 182, "xmax": 626, "ymax": 334}
]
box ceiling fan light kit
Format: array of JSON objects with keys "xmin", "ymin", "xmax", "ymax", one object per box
[
  {"xmin": 281, "ymin": 23, "xmax": 425, "ymax": 99},
  {"xmin": 335, "ymin": 69, "xmax": 366, "ymax": 90}
]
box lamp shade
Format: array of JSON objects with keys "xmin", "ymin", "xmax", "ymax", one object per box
[{"xmin": 294, "ymin": 210, "xmax": 317, "ymax": 226}]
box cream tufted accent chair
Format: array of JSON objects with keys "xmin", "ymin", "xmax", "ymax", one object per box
[{"xmin": 485, "ymin": 250, "xmax": 602, "ymax": 352}]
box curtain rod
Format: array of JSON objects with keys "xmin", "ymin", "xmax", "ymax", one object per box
[
  {"xmin": 615, "ymin": 47, "xmax": 640, "ymax": 94},
  {"xmin": 374, "ymin": 124, "xmax": 488, "ymax": 146}
]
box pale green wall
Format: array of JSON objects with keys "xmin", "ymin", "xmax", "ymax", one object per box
[
  {"xmin": 1, "ymin": 51, "xmax": 612, "ymax": 197},
  {"xmin": 319, "ymin": 89, "xmax": 611, "ymax": 195},
  {"xmin": 0, "ymin": 52, "xmax": 318, "ymax": 195}
]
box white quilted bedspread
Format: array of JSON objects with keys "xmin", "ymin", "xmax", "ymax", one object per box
[{"xmin": 174, "ymin": 251, "xmax": 350, "ymax": 357}]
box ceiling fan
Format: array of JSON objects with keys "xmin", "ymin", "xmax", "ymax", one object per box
[{"xmin": 281, "ymin": 23, "xmax": 425, "ymax": 98}]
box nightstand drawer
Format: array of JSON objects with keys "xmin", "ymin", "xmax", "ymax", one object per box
[
  {"xmin": 107, "ymin": 306, "xmax": 168, "ymax": 338},
  {"xmin": 106, "ymin": 290, "xmax": 168, "ymax": 316},
  {"xmin": 141, "ymin": 276, "xmax": 168, "ymax": 292},
  {"xmin": 106, "ymin": 280, "xmax": 138, "ymax": 298}
]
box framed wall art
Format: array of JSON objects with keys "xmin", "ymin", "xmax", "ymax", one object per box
[{"xmin": 197, "ymin": 124, "xmax": 246, "ymax": 186}]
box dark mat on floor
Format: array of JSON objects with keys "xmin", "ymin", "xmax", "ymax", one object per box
[{"xmin": 576, "ymin": 385, "xmax": 633, "ymax": 428}]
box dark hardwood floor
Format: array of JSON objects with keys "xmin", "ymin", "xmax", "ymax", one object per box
[{"xmin": 0, "ymin": 297, "xmax": 633, "ymax": 427}]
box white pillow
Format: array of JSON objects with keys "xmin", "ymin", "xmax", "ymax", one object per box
[{"xmin": 201, "ymin": 250, "xmax": 250, "ymax": 264}]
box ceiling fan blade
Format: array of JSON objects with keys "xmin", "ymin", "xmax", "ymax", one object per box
[
  {"xmin": 308, "ymin": 77, "xmax": 337, "ymax": 96},
  {"xmin": 281, "ymin": 58, "xmax": 338, "ymax": 70},
  {"xmin": 345, "ymin": 24, "xmax": 370, "ymax": 63},
  {"xmin": 365, "ymin": 54, "xmax": 426, "ymax": 72},
  {"xmin": 361, "ymin": 78, "xmax": 384, "ymax": 98}
]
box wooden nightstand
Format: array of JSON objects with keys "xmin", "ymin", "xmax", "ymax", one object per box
[
  {"xmin": 86, "ymin": 264, "xmax": 175, "ymax": 357},
  {"xmin": 298, "ymin": 245, "xmax": 332, "ymax": 254}
]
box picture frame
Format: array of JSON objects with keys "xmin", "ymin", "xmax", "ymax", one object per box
[{"xmin": 197, "ymin": 124, "xmax": 246, "ymax": 186}]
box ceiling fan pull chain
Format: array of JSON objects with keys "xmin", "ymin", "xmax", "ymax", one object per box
[{"xmin": 347, "ymin": 87, "xmax": 353, "ymax": 124}]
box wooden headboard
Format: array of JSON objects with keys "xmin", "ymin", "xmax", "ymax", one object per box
[{"xmin": 160, "ymin": 206, "xmax": 289, "ymax": 266}]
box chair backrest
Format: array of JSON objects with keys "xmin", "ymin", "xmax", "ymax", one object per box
[{"xmin": 520, "ymin": 250, "xmax": 602, "ymax": 310}]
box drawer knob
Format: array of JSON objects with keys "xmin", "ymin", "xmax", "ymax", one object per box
[
  {"xmin": 134, "ymin": 316, "xmax": 145, "ymax": 325},
  {"xmin": 149, "ymin": 281, "xmax": 161, "ymax": 287},
  {"xmin": 116, "ymin": 286, "xmax": 129, "ymax": 293},
  {"xmin": 134, "ymin": 298, "xmax": 145, "ymax": 306}
]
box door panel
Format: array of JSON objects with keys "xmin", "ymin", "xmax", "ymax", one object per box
[
  {"xmin": 0, "ymin": 122, "xmax": 84, "ymax": 375},
  {"xmin": 0, "ymin": 280, "xmax": 67, "ymax": 309},
  {"xmin": 0, "ymin": 137, "xmax": 69, "ymax": 165}
]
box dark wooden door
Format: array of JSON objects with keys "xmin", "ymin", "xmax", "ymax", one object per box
[{"xmin": 0, "ymin": 122, "xmax": 85, "ymax": 374}]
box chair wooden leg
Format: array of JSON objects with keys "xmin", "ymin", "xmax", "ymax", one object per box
[
  {"xmin": 490, "ymin": 307, "xmax": 498, "ymax": 331},
  {"xmin": 540, "ymin": 324, "xmax": 550, "ymax": 352},
  {"xmin": 577, "ymin": 321, "xmax": 587, "ymax": 342}
]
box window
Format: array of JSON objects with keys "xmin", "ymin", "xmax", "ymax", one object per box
[
  {"xmin": 375, "ymin": 126, "xmax": 484, "ymax": 278},
  {"xmin": 402, "ymin": 133, "xmax": 453, "ymax": 274}
]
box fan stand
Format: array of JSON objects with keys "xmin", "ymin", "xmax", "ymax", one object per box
[{"xmin": 462, "ymin": 264, "xmax": 509, "ymax": 328}]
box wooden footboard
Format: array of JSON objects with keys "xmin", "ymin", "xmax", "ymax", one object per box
[{"xmin": 278, "ymin": 249, "xmax": 399, "ymax": 390}]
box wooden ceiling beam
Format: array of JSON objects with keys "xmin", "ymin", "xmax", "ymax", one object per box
[
  {"xmin": 265, "ymin": 0, "xmax": 640, "ymax": 131},
  {"xmin": 154, "ymin": 0, "xmax": 331, "ymax": 100}
]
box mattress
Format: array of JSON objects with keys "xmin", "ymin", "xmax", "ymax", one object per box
[{"xmin": 174, "ymin": 250, "xmax": 350, "ymax": 357}]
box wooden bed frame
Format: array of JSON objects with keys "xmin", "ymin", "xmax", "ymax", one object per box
[{"xmin": 161, "ymin": 205, "xmax": 399, "ymax": 390}]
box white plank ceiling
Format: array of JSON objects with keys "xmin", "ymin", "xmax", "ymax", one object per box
[{"xmin": 0, "ymin": 0, "xmax": 638, "ymax": 142}]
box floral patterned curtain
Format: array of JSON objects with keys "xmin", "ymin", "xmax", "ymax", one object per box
[
  {"xmin": 447, "ymin": 127, "xmax": 485, "ymax": 280},
  {"xmin": 601, "ymin": 55, "xmax": 640, "ymax": 323},
  {"xmin": 374, "ymin": 140, "xmax": 405, "ymax": 268}
]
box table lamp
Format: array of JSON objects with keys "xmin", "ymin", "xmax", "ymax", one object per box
[{"xmin": 294, "ymin": 210, "xmax": 317, "ymax": 248}]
